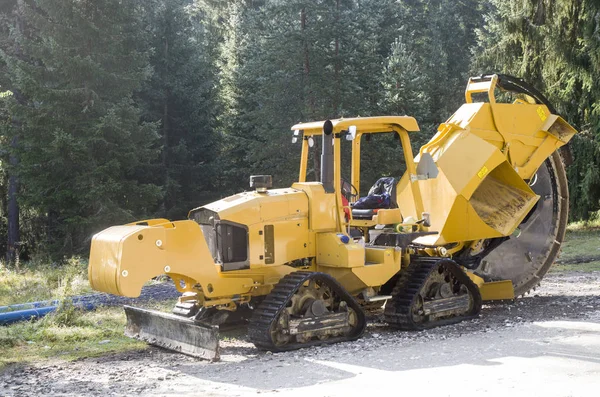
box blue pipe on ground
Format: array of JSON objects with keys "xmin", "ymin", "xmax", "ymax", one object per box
[
  {"xmin": 0, "ymin": 306, "xmax": 62, "ymax": 326},
  {"xmin": 0, "ymin": 295, "xmax": 98, "ymax": 313},
  {"xmin": 0, "ymin": 299, "xmax": 60, "ymax": 313},
  {"xmin": 0, "ymin": 301, "xmax": 98, "ymax": 326},
  {"xmin": 0, "ymin": 283, "xmax": 179, "ymax": 326}
]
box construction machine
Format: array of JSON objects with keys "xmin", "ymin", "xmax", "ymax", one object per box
[{"xmin": 88, "ymin": 74, "xmax": 576, "ymax": 360}]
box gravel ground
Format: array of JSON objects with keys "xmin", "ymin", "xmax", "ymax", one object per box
[{"xmin": 1, "ymin": 270, "xmax": 599, "ymax": 397}]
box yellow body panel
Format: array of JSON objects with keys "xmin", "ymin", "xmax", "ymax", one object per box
[
  {"xmin": 374, "ymin": 208, "xmax": 403, "ymax": 224},
  {"xmin": 89, "ymin": 220, "xmax": 255, "ymax": 299},
  {"xmin": 316, "ymin": 233, "xmax": 365, "ymax": 268},
  {"xmin": 318, "ymin": 246, "xmax": 401, "ymax": 294},
  {"xmin": 291, "ymin": 183, "xmax": 337, "ymax": 231}
]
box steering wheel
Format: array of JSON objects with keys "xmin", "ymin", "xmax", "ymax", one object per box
[{"xmin": 341, "ymin": 179, "xmax": 359, "ymax": 202}]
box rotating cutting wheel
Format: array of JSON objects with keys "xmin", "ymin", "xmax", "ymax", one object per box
[{"xmin": 473, "ymin": 151, "xmax": 569, "ymax": 296}]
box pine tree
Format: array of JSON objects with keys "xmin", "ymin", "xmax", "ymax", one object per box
[
  {"xmin": 0, "ymin": 0, "xmax": 24, "ymax": 262},
  {"xmin": 2, "ymin": 0, "xmax": 161, "ymax": 256},
  {"xmin": 216, "ymin": 0, "xmax": 392, "ymax": 189},
  {"xmin": 380, "ymin": 37, "xmax": 429, "ymax": 120},
  {"xmin": 141, "ymin": 0, "xmax": 220, "ymax": 219},
  {"xmin": 360, "ymin": 35, "xmax": 430, "ymax": 189}
]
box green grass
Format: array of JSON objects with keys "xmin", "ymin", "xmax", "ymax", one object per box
[
  {"xmin": 551, "ymin": 261, "xmax": 600, "ymax": 272},
  {"xmin": 550, "ymin": 224, "xmax": 600, "ymax": 273},
  {"xmin": 0, "ymin": 258, "xmax": 180, "ymax": 371},
  {"xmin": 0, "ymin": 296, "xmax": 179, "ymax": 371},
  {"xmin": 558, "ymin": 228, "xmax": 600, "ymax": 264},
  {"xmin": 0, "ymin": 257, "xmax": 93, "ymax": 306},
  {"xmin": 0, "ymin": 306, "xmax": 146, "ymax": 370},
  {"xmin": 566, "ymin": 213, "xmax": 600, "ymax": 232}
]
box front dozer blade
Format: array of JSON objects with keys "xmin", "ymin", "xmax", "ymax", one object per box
[{"xmin": 124, "ymin": 305, "xmax": 220, "ymax": 361}]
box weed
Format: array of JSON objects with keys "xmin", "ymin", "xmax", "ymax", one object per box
[
  {"xmin": 0, "ymin": 257, "xmax": 91, "ymax": 307},
  {"xmin": 567, "ymin": 212, "xmax": 600, "ymax": 232}
]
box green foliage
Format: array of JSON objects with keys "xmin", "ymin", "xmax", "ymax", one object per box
[
  {"xmin": 140, "ymin": 0, "xmax": 221, "ymax": 218},
  {"xmin": 0, "ymin": 256, "xmax": 91, "ymax": 306},
  {"xmin": 1, "ymin": 0, "xmax": 162, "ymax": 256},
  {"xmin": 0, "ymin": 256, "xmax": 179, "ymax": 368},
  {"xmin": 0, "ymin": 305, "xmax": 147, "ymax": 370}
]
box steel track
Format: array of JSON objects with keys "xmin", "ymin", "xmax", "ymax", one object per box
[
  {"xmin": 384, "ymin": 257, "xmax": 482, "ymax": 330},
  {"xmin": 248, "ymin": 271, "xmax": 366, "ymax": 352}
]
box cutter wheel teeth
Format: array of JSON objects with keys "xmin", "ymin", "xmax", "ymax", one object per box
[
  {"xmin": 384, "ymin": 257, "xmax": 482, "ymax": 330},
  {"xmin": 248, "ymin": 271, "xmax": 366, "ymax": 352}
]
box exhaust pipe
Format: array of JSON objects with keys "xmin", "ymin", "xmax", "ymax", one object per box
[{"xmin": 321, "ymin": 120, "xmax": 334, "ymax": 193}]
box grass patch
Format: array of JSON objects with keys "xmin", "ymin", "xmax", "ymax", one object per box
[
  {"xmin": 0, "ymin": 257, "xmax": 92, "ymax": 306},
  {"xmin": 558, "ymin": 228, "xmax": 600, "ymax": 265},
  {"xmin": 0, "ymin": 305, "xmax": 145, "ymax": 370},
  {"xmin": 566, "ymin": 213, "xmax": 600, "ymax": 232},
  {"xmin": 0, "ymin": 256, "xmax": 181, "ymax": 370},
  {"xmin": 550, "ymin": 224, "xmax": 600, "ymax": 273},
  {"xmin": 551, "ymin": 261, "xmax": 600, "ymax": 273},
  {"xmin": 0, "ymin": 298, "xmax": 179, "ymax": 371}
]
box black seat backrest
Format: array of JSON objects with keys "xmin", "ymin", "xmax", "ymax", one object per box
[
  {"xmin": 367, "ymin": 177, "xmax": 398, "ymax": 208},
  {"xmin": 352, "ymin": 177, "xmax": 398, "ymax": 210}
]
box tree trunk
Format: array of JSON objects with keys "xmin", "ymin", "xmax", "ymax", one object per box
[
  {"xmin": 6, "ymin": 135, "xmax": 19, "ymax": 263},
  {"xmin": 6, "ymin": 0, "xmax": 25, "ymax": 263}
]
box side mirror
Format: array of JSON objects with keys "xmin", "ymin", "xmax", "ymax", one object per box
[
  {"xmin": 345, "ymin": 125, "xmax": 357, "ymax": 141},
  {"xmin": 292, "ymin": 129, "xmax": 301, "ymax": 143}
]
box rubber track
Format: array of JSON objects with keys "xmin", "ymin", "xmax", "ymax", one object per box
[
  {"xmin": 384, "ymin": 257, "xmax": 482, "ymax": 330},
  {"xmin": 248, "ymin": 271, "xmax": 366, "ymax": 352}
]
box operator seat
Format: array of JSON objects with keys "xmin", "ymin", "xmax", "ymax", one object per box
[{"xmin": 351, "ymin": 177, "xmax": 398, "ymax": 219}]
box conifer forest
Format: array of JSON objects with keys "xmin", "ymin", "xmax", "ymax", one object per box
[{"xmin": 0, "ymin": 0, "xmax": 599, "ymax": 261}]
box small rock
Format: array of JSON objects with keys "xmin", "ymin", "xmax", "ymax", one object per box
[{"xmin": 98, "ymin": 340, "xmax": 111, "ymax": 345}]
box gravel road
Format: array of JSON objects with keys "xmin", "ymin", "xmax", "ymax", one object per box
[{"xmin": 1, "ymin": 269, "xmax": 599, "ymax": 397}]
